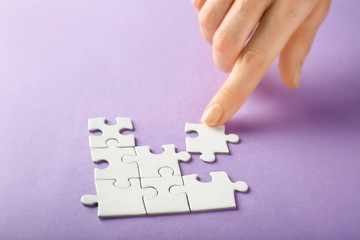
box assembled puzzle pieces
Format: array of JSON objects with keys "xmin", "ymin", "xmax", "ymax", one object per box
[
  {"xmin": 170, "ymin": 171, "xmax": 248, "ymax": 212},
  {"xmin": 185, "ymin": 123, "xmax": 239, "ymax": 162},
  {"xmin": 81, "ymin": 178, "xmax": 157, "ymax": 218},
  {"xmin": 82, "ymin": 117, "xmax": 249, "ymax": 218},
  {"xmin": 90, "ymin": 139, "xmax": 139, "ymax": 188},
  {"xmin": 141, "ymin": 167, "xmax": 190, "ymax": 215},
  {"xmin": 122, "ymin": 144, "xmax": 191, "ymax": 178},
  {"xmin": 88, "ymin": 117, "xmax": 135, "ymax": 148}
]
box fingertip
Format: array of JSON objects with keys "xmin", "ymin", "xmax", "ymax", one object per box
[
  {"xmin": 294, "ymin": 66, "xmax": 301, "ymax": 89},
  {"xmin": 213, "ymin": 50, "xmax": 233, "ymax": 73},
  {"xmin": 201, "ymin": 103, "xmax": 224, "ymax": 127},
  {"xmin": 192, "ymin": 0, "xmax": 206, "ymax": 13},
  {"xmin": 279, "ymin": 58, "xmax": 301, "ymax": 89},
  {"xmin": 200, "ymin": 28, "xmax": 213, "ymax": 44},
  {"xmin": 282, "ymin": 74, "xmax": 300, "ymax": 90}
]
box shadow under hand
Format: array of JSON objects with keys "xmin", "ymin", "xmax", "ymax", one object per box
[{"xmin": 225, "ymin": 70, "xmax": 360, "ymax": 135}]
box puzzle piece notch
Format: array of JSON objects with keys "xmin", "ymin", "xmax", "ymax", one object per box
[
  {"xmin": 141, "ymin": 167, "xmax": 190, "ymax": 215},
  {"xmin": 91, "ymin": 139, "xmax": 139, "ymax": 188},
  {"xmin": 122, "ymin": 144, "xmax": 191, "ymax": 178},
  {"xmin": 185, "ymin": 123, "xmax": 239, "ymax": 163},
  {"xmin": 81, "ymin": 179, "xmax": 157, "ymax": 218},
  {"xmin": 88, "ymin": 117, "xmax": 135, "ymax": 148},
  {"xmin": 170, "ymin": 171, "xmax": 248, "ymax": 212}
]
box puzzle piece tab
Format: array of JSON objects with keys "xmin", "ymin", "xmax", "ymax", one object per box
[
  {"xmin": 141, "ymin": 167, "xmax": 190, "ymax": 215},
  {"xmin": 90, "ymin": 139, "xmax": 139, "ymax": 188},
  {"xmin": 122, "ymin": 144, "xmax": 190, "ymax": 178},
  {"xmin": 88, "ymin": 117, "xmax": 135, "ymax": 148},
  {"xmin": 185, "ymin": 123, "xmax": 239, "ymax": 162},
  {"xmin": 170, "ymin": 171, "xmax": 248, "ymax": 212},
  {"xmin": 81, "ymin": 179, "xmax": 157, "ymax": 218}
]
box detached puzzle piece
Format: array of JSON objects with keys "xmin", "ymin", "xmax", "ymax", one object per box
[
  {"xmin": 90, "ymin": 139, "xmax": 139, "ymax": 188},
  {"xmin": 141, "ymin": 167, "xmax": 190, "ymax": 215},
  {"xmin": 185, "ymin": 123, "xmax": 239, "ymax": 162},
  {"xmin": 122, "ymin": 144, "xmax": 190, "ymax": 178},
  {"xmin": 81, "ymin": 179, "xmax": 157, "ymax": 218},
  {"xmin": 170, "ymin": 171, "xmax": 248, "ymax": 212},
  {"xmin": 88, "ymin": 117, "xmax": 135, "ymax": 148}
]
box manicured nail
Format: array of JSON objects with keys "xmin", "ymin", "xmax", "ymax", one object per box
[
  {"xmin": 201, "ymin": 104, "xmax": 223, "ymax": 126},
  {"xmin": 294, "ymin": 66, "xmax": 301, "ymax": 88}
]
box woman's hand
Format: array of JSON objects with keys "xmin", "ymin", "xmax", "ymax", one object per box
[{"xmin": 194, "ymin": 0, "xmax": 331, "ymax": 126}]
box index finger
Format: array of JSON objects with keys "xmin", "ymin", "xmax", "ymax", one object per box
[{"xmin": 201, "ymin": 1, "xmax": 317, "ymax": 126}]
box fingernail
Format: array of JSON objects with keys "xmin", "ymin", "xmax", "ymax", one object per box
[
  {"xmin": 294, "ymin": 66, "xmax": 301, "ymax": 88},
  {"xmin": 201, "ymin": 104, "xmax": 223, "ymax": 126}
]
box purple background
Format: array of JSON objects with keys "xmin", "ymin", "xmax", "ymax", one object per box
[{"xmin": 1, "ymin": 0, "xmax": 360, "ymax": 239}]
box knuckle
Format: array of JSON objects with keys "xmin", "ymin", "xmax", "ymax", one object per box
[
  {"xmin": 221, "ymin": 87, "xmax": 240, "ymax": 102},
  {"xmin": 281, "ymin": 0, "xmax": 308, "ymax": 18},
  {"xmin": 239, "ymin": 0, "xmax": 252, "ymax": 9},
  {"xmin": 294, "ymin": 37, "xmax": 313, "ymax": 54},
  {"xmin": 213, "ymin": 30, "xmax": 237, "ymax": 55},
  {"xmin": 241, "ymin": 48, "xmax": 266, "ymax": 69},
  {"xmin": 283, "ymin": 0, "xmax": 315, "ymax": 18}
]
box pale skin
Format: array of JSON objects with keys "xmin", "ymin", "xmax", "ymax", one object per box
[{"xmin": 195, "ymin": 0, "xmax": 331, "ymax": 127}]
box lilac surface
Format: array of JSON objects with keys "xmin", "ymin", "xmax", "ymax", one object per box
[{"xmin": 0, "ymin": 0, "xmax": 359, "ymax": 239}]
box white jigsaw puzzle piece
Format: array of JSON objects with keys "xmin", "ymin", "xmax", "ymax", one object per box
[
  {"xmin": 81, "ymin": 179, "xmax": 157, "ymax": 218},
  {"xmin": 170, "ymin": 171, "xmax": 248, "ymax": 212},
  {"xmin": 88, "ymin": 117, "xmax": 135, "ymax": 148},
  {"xmin": 185, "ymin": 123, "xmax": 239, "ymax": 162},
  {"xmin": 122, "ymin": 144, "xmax": 190, "ymax": 178},
  {"xmin": 141, "ymin": 167, "xmax": 190, "ymax": 215},
  {"xmin": 90, "ymin": 139, "xmax": 139, "ymax": 188}
]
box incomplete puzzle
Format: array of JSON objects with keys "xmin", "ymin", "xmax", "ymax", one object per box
[{"xmin": 81, "ymin": 117, "xmax": 248, "ymax": 218}]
